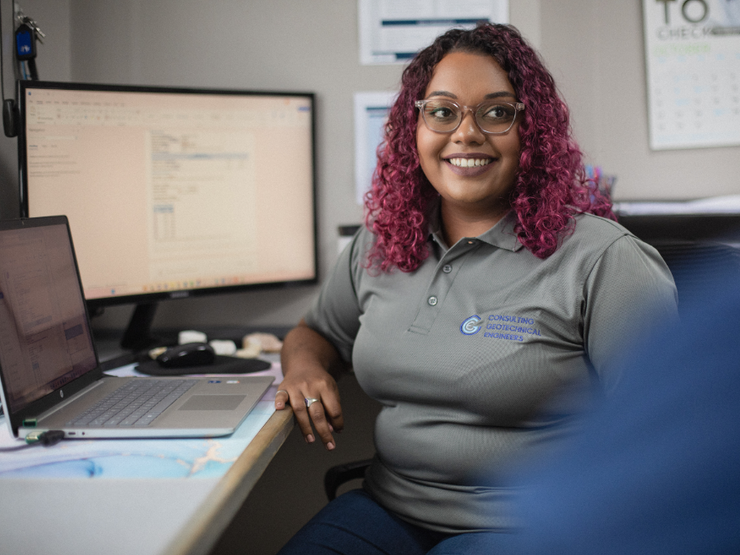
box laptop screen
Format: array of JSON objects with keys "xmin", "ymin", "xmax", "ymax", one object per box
[{"xmin": 0, "ymin": 219, "xmax": 97, "ymax": 414}]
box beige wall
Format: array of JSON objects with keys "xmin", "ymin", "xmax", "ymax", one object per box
[
  {"xmin": 1, "ymin": 0, "xmax": 738, "ymax": 331},
  {"xmin": 0, "ymin": 0, "xmax": 71, "ymax": 218},
  {"xmin": 538, "ymin": 1, "xmax": 739, "ymax": 201}
]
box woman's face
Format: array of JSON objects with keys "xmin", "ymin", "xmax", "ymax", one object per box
[{"xmin": 416, "ymin": 51, "xmax": 521, "ymax": 222}]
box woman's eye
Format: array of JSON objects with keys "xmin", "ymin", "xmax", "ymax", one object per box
[
  {"xmin": 429, "ymin": 107, "xmax": 455, "ymax": 119},
  {"xmin": 482, "ymin": 105, "xmax": 513, "ymax": 120}
]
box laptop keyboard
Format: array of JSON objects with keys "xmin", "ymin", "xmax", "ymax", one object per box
[{"xmin": 67, "ymin": 379, "xmax": 197, "ymax": 428}]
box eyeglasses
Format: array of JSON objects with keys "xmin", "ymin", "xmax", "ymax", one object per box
[{"xmin": 415, "ymin": 98, "xmax": 525, "ymax": 135}]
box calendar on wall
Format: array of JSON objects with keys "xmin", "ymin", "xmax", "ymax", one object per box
[{"xmin": 643, "ymin": 0, "xmax": 740, "ymax": 150}]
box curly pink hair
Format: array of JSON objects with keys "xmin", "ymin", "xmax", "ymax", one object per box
[{"xmin": 365, "ymin": 23, "xmax": 614, "ymax": 272}]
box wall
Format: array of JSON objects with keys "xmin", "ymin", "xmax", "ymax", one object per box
[
  {"xmin": 539, "ymin": 1, "xmax": 739, "ymax": 201},
  {"xmin": 0, "ymin": 0, "xmax": 71, "ymax": 219},
  {"xmin": 0, "ymin": 0, "xmax": 738, "ymax": 334}
]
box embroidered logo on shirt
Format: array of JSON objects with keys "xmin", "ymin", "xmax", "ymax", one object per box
[
  {"xmin": 484, "ymin": 314, "xmax": 542, "ymax": 341},
  {"xmin": 461, "ymin": 314, "xmax": 543, "ymax": 341},
  {"xmin": 460, "ymin": 315, "xmax": 484, "ymax": 335}
]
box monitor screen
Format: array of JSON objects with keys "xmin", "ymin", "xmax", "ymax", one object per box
[{"xmin": 18, "ymin": 81, "xmax": 317, "ymax": 345}]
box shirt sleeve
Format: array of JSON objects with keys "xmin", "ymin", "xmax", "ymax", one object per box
[
  {"xmin": 303, "ymin": 229, "xmax": 367, "ymax": 363},
  {"xmin": 583, "ymin": 234, "xmax": 679, "ymax": 394}
]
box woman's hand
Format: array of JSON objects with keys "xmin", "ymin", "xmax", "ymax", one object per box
[
  {"xmin": 276, "ymin": 320, "xmax": 346, "ymax": 450},
  {"xmin": 275, "ymin": 367, "xmax": 343, "ymax": 450}
]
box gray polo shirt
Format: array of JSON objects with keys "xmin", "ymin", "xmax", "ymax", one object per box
[{"xmin": 305, "ymin": 210, "xmax": 678, "ymax": 533}]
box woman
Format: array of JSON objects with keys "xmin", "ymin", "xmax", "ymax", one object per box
[{"xmin": 275, "ymin": 23, "xmax": 677, "ymax": 554}]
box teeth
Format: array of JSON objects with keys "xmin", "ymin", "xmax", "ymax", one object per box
[{"xmin": 448, "ymin": 158, "xmax": 492, "ymax": 168}]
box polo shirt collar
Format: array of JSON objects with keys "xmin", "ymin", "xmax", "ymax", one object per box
[{"xmin": 428, "ymin": 202, "xmax": 524, "ymax": 252}]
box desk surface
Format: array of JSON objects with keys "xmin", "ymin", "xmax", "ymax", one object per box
[{"xmin": 0, "ymin": 360, "xmax": 294, "ymax": 555}]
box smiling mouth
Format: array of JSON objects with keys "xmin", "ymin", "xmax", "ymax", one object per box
[{"xmin": 447, "ymin": 158, "xmax": 493, "ymax": 168}]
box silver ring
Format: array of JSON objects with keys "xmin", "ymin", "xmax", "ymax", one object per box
[
  {"xmin": 304, "ymin": 397, "xmax": 320, "ymax": 408},
  {"xmin": 276, "ymin": 389, "xmax": 288, "ymax": 396}
]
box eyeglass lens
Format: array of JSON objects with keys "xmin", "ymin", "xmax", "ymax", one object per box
[{"xmin": 420, "ymin": 100, "xmax": 519, "ymax": 133}]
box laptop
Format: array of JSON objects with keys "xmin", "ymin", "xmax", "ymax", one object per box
[{"xmin": 0, "ymin": 216, "xmax": 274, "ymax": 440}]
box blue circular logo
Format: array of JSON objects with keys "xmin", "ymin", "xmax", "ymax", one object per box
[{"xmin": 460, "ymin": 315, "xmax": 483, "ymax": 335}]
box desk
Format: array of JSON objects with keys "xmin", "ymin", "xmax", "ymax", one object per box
[{"xmin": 0, "ymin": 360, "xmax": 294, "ymax": 555}]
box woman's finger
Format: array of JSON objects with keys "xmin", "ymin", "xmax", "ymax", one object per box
[
  {"xmin": 290, "ymin": 392, "xmax": 322, "ymax": 444},
  {"xmin": 274, "ymin": 389, "xmax": 290, "ymax": 410},
  {"xmin": 306, "ymin": 399, "xmax": 336, "ymax": 450},
  {"xmin": 320, "ymin": 393, "xmax": 344, "ymax": 434}
]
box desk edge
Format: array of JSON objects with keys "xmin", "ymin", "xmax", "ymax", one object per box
[{"xmin": 163, "ymin": 408, "xmax": 294, "ymax": 555}]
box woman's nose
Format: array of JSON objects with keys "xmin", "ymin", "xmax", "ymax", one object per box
[{"xmin": 453, "ymin": 109, "xmax": 485, "ymax": 143}]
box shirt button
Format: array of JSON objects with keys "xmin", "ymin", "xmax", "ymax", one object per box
[
  {"xmin": 428, "ymin": 296, "xmax": 438, "ymax": 306},
  {"xmin": 442, "ymin": 264, "xmax": 452, "ymax": 274}
]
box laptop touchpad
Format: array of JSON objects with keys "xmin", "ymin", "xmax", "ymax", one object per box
[{"xmin": 178, "ymin": 395, "xmax": 246, "ymax": 411}]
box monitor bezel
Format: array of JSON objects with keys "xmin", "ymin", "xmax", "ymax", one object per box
[{"xmin": 17, "ymin": 80, "xmax": 319, "ymax": 313}]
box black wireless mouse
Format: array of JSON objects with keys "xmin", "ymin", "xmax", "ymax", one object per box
[{"xmin": 156, "ymin": 342, "xmax": 216, "ymax": 368}]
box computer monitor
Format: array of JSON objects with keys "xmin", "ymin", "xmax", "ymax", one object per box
[{"xmin": 18, "ymin": 81, "xmax": 317, "ymax": 349}]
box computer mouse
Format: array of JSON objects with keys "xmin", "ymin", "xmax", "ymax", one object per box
[{"xmin": 156, "ymin": 342, "xmax": 216, "ymax": 368}]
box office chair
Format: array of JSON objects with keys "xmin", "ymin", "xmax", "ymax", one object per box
[
  {"xmin": 324, "ymin": 458, "xmax": 373, "ymax": 500},
  {"xmin": 653, "ymin": 241, "xmax": 740, "ymax": 310}
]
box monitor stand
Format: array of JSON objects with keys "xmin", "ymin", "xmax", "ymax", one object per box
[{"xmin": 120, "ymin": 302, "xmax": 162, "ymax": 351}]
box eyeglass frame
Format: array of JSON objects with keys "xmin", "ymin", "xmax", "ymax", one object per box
[{"xmin": 414, "ymin": 98, "xmax": 525, "ymax": 135}]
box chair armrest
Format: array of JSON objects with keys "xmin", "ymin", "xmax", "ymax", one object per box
[{"xmin": 323, "ymin": 458, "xmax": 373, "ymax": 501}]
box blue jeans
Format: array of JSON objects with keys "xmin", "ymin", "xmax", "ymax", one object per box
[{"xmin": 277, "ymin": 489, "xmax": 519, "ymax": 555}]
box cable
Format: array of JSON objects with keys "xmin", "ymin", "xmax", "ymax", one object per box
[
  {"xmin": 0, "ymin": 442, "xmax": 34, "ymax": 452},
  {"xmin": 0, "ymin": 430, "xmax": 65, "ymax": 452}
]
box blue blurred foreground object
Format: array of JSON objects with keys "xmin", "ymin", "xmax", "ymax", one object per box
[{"xmin": 512, "ymin": 271, "xmax": 740, "ymax": 555}]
